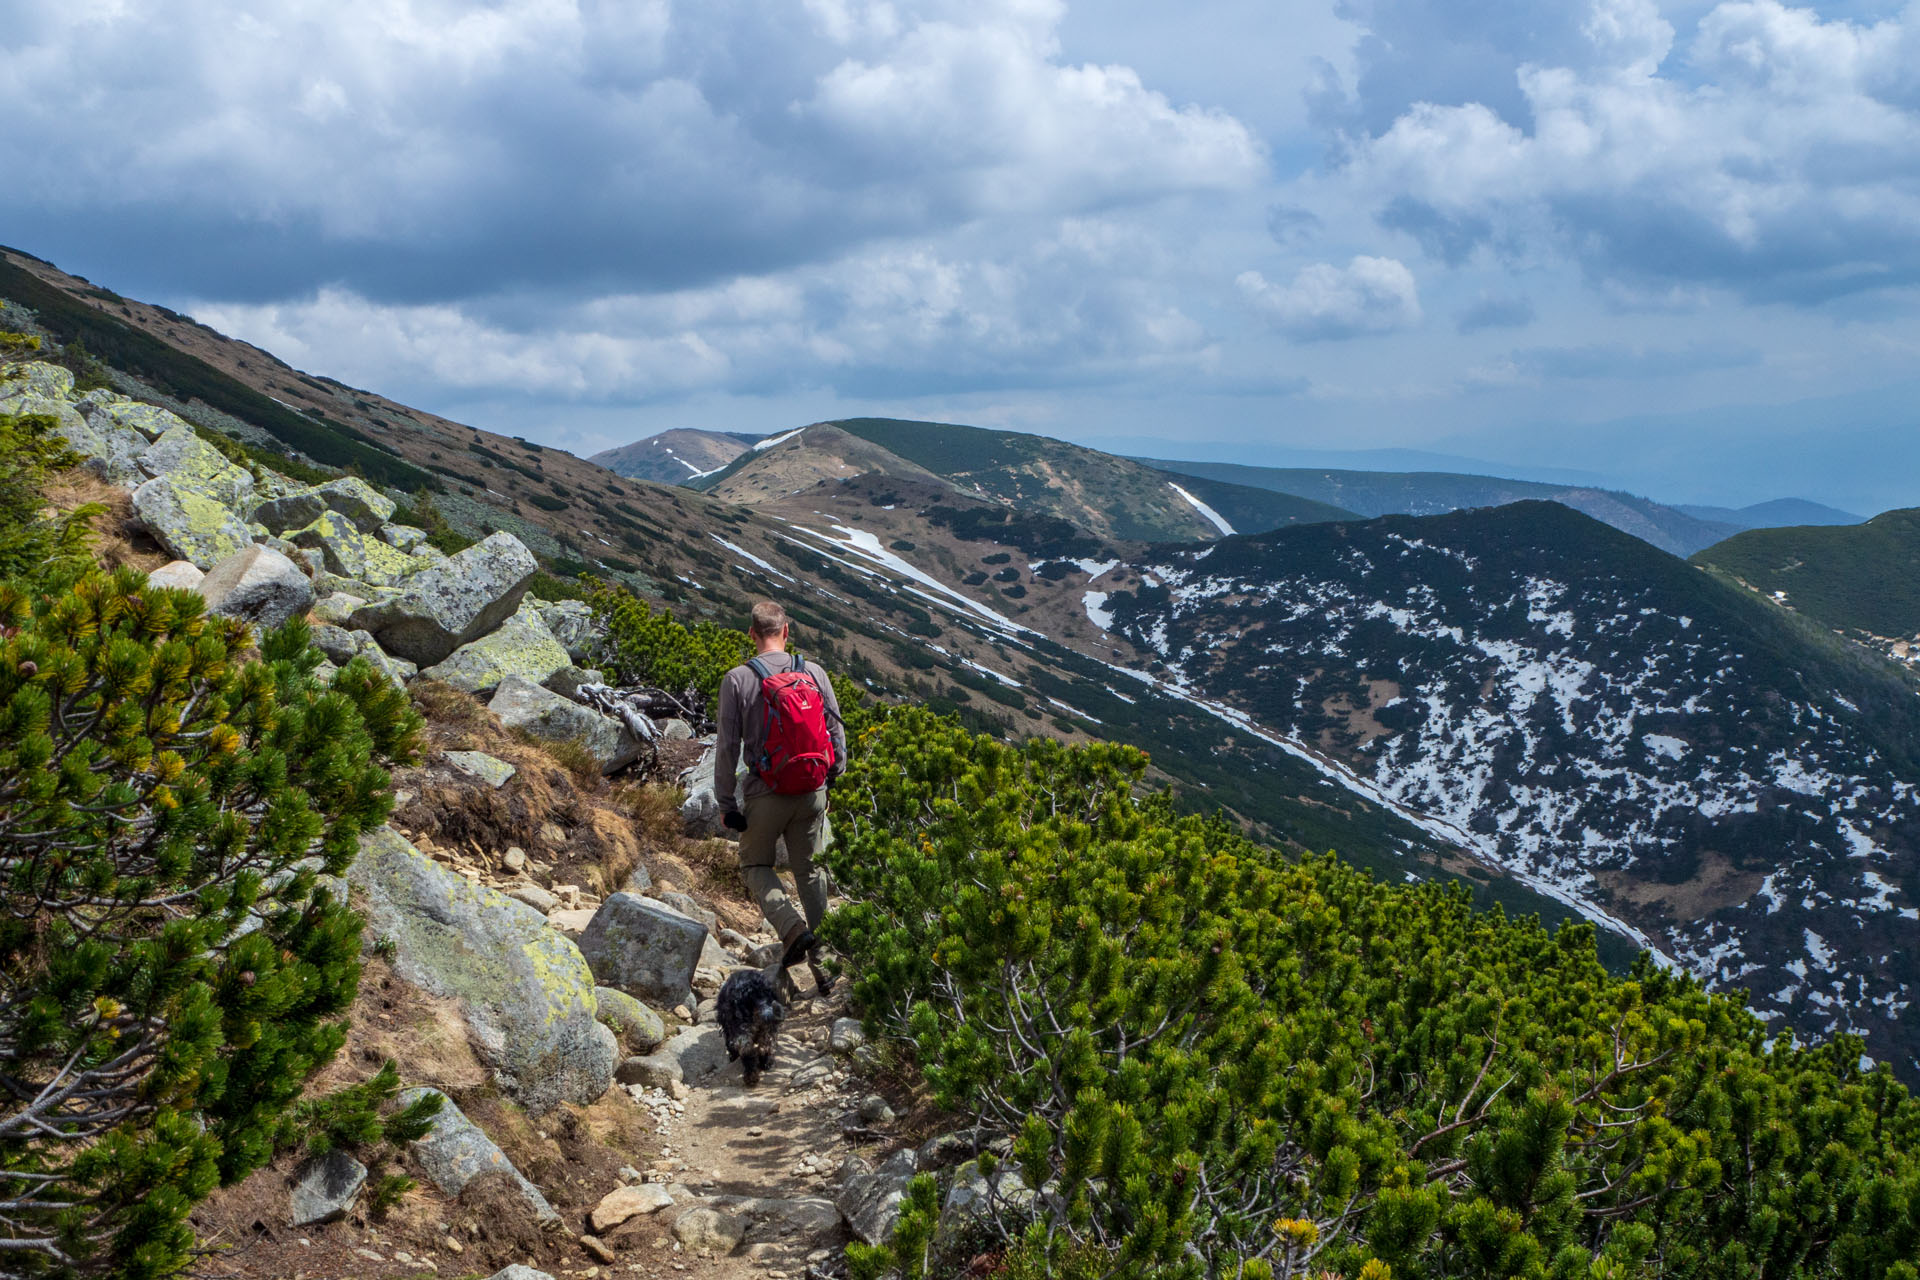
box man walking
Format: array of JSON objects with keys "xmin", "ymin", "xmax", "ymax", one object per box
[{"xmin": 715, "ymin": 601, "xmax": 847, "ymax": 993}]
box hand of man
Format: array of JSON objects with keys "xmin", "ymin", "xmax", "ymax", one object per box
[{"xmin": 722, "ymin": 810, "xmax": 748, "ymax": 833}]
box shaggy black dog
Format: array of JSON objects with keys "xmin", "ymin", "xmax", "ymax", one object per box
[{"xmin": 716, "ymin": 967, "xmax": 787, "ymax": 1086}]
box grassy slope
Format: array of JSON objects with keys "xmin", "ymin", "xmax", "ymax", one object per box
[{"xmin": 1693, "ymin": 508, "xmax": 1920, "ymax": 639}]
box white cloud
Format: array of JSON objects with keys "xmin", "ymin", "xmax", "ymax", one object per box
[
  {"xmin": 1338, "ymin": 0, "xmax": 1920, "ymax": 301},
  {"xmin": 1236, "ymin": 256, "xmax": 1422, "ymax": 340}
]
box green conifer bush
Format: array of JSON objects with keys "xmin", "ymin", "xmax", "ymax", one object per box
[
  {"xmin": 0, "ymin": 567, "xmax": 422, "ymax": 1278},
  {"xmin": 590, "ymin": 581, "xmax": 752, "ymax": 702},
  {"xmin": 824, "ymin": 709, "xmax": 1920, "ymax": 1280}
]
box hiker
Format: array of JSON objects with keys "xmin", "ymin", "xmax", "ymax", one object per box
[{"xmin": 715, "ymin": 601, "xmax": 847, "ymax": 993}]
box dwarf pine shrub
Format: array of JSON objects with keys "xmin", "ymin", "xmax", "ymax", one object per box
[
  {"xmin": 0, "ymin": 567, "xmax": 421, "ymax": 1278},
  {"xmin": 823, "ymin": 708, "xmax": 1920, "ymax": 1280}
]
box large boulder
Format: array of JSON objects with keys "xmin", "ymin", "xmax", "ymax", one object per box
[
  {"xmin": 129, "ymin": 475, "xmax": 254, "ymax": 570},
  {"xmin": 146, "ymin": 560, "xmax": 206, "ymax": 591},
  {"xmin": 287, "ymin": 511, "xmax": 419, "ymax": 587},
  {"xmin": 837, "ymin": 1149, "xmax": 920, "ymax": 1247},
  {"xmin": 137, "ymin": 424, "xmax": 254, "ymax": 509},
  {"xmin": 254, "ymin": 476, "xmax": 396, "ymax": 534},
  {"xmin": 196, "ymin": 545, "xmax": 315, "ymax": 634},
  {"xmin": 397, "ymin": 1087, "xmax": 559, "ymax": 1224},
  {"xmin": 487, "ymin": 676, "xmax": 637, "ymax": 773},
  {"xmin": 420, "ymin": 604, "xmax": 570, "ymax": 696},
  {"xmin": 348, "ymin": 532, "xmax": 538, "ymax": 666},
  {"xmin": 535, "ymin": 598, "xmax": 598, "ymax": 662},
  {"xmin": 349, "ymin": 828, "xmax": 617, "ymax": 1112},
  {"xmin": 575, "ymin": 893, "xmax": 707, "ymax": 1010}
]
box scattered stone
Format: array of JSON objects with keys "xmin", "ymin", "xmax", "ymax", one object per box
[
  {"xmin": 288, "ymin": 1149, "xmax": 367, "ymax": 1226},
  {"xmin": 749, "ymin": 941, "xmax": 786, "ymax": 968},
  {"xmin": 581, "ymin": 1234, "xmax": 617, "ymax": 1263},
  {"xmin": 311, "ymin": 592, "xmax": 367, "ymax": 626},
  {"xmin": 828, "ymin": 1019, "xmax": 866, "ymax": 1054},
  {"xmin": 622, "ymin": 863, "xmax": 653, "ymax": 895},
  {"xmin": 657, "ymin": 892, "xmax": 717, "ymax": 934},
  {"xmin": 595, "ymin": 987, "xmax": 667, "ymax": 1053},
  {"xmin": 547, "ymin": 907, "xmax": 597, "ymax": 936},
  {"xmin": 446, "ymin": 751, "xmax": 517, "ymax": 789},
  {"xmin": 146, "ymin": 560, "xmax": 205, "ymax": 591},
  {"xmin": 857, "ymin": 1094, "xmax": 895, "ymax": 1126},
  {"xmin": 577, "ymin": 894, "xmax": 708, "ymax": 1009},
  {"xmin": 484, "ymin": 1267, "xmax": 556, "ymax": 1280},
  {"xmin": 619, "ymin": 1165, "xmax": 644, "ymax": 1185},
  {"xmin": 488, "ymin": 677, "xmax": 634, "ymax": 774},
  {"xmin": 129, "ymin": 474, "xmax": 254, "ymax": 570},
  {"xmin": 659, "ymin": 1024, "xmax": 731, "ymax": 1085},
  {"xmin": 399, "ymin": 1087, "xmax": 560, "ymax": 1224},
  {"xmin": 137, "ymin": 424, "xmax": 254, "ymax": 508},
  {"xmin": 421, "ymin": 604, "xmax": 570, "ymax": 696},
  {"xmin": 837, "ymin": 1149, "xmax": 919, "ymax": 1247},
  {"xmin": 350, "ymin": 828, "xmax": 617, "ymax": 1111},
  {"xmin": 698, "ymin": 937, "xmax": 733, "ymax": 973},
  {"xmin": 196, "ymin": 545, "xmax": 316, "ymax": 634},
  {"xmin": 671, "ymin": 1207, "xmax": 746, "ymax": 1254},
  {"xmin": 615, "ymin": 1053, "xmax": 682, "ymax": 1090},
  {"xmin": 542, "ymin": 664, "xmax": 605, "ymax": 699},
  {"xmin": 507, "ymin": 883, "xmax": 559, "ymax": 915},
  {"xmin": 590, "ymin": 1184, "xmax": 675, "ymax": 1233},
  {"xmin": 790, "ymin": 1058, "xmax": 834, "ymax": 1089},
  {"xmin": 350, "ymin": 531, "xmax": 538, "ymax": 666},
  {"xmin": 311, "ymin": 624, "xmax": 363, "ymax": 666},
  {"xmin": 717, "ymin": 928, "xmax": 755, "ymax": 959},
  {"xmin": 916, "ymin": 1131, "xmax": 976, "ymax": 1170}
]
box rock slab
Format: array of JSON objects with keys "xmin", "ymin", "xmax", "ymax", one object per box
[
  {"xmin": 488, "ymin": 676, "xmax": 635, "ymax": 773},
  {"xmin": 288, "ymin": 1149, "xmax": 367, "ymax": 1226},
  {"xmin": 350, "ymin": 828, "xmax": 617, "ymax": 1112},
  {"xmin": 590, "ymin": 1184, "xmax": 674, "ymax": 1233},
  {"xmin": 399, "ymin": 1087, "xmax": 559, "ymax": 1224}
]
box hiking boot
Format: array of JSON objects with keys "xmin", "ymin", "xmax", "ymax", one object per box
[
  {"xmin": 781, "ymin": 929, "xmax": 817, "ymax": 969},
  {"xmin": 806, "ymin": 940, "xmax": 836, "ymax": 997}
]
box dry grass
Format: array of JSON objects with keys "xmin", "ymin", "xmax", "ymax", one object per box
[{"xmin": 42, "ymin": 470, "xmax": 170, "ymax": 573}]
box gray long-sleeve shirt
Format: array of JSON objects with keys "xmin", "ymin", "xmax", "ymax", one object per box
[{"xmin": 713, "ymin": 651, "xmax": 847, "ymax": 814}]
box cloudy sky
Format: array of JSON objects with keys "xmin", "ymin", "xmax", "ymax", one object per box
[{"xmin": 5, "ymin": 0, "xmax": 1919, "ymax": 510}]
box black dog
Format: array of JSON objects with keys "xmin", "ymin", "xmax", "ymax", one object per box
[{"xmin": 716, "ymin": 967, "xmax": 787, "ymax": 1086}]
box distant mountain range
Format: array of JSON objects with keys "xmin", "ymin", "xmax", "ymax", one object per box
[
  {"xmin": 587, "ymin": 427, "xmax": 760, "ymax": 485},
  {"xmin": 1143, "ymin": 458, "xmax": 1747, "ymax": 557},
  {"xmin": 1677, "ymin": 498, "xmax": 1863, "ymax": 529}
]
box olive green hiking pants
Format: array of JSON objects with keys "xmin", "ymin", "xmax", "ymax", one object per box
[{"xmin": 737, "ymin": 788, "xmax": 831, "ymax": 946}]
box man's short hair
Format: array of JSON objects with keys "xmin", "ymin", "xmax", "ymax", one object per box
[{"xmin": 749, "ymin": 601, "xmax": 789, "ymax": 638}]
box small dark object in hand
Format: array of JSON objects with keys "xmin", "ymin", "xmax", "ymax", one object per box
[
  {"xmin": 722, "ymin": 810, "xmax": 748, "ymax": 832},
  {"xmin": 717, "ymin": 968, "xmax": 787, "ymax": 1087}
]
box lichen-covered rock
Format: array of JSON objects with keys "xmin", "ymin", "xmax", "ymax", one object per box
[
  {"xmin": 381, "ymin": 522, "xmax": 427, "ymax": 550},
  {"xmin": 576, "ymin": 893, "xmax": 707, "ymax": 1010},
  {"xmin": 0, "ymin": 361, "xmax": 75, "ymax": 402},
  {"xmin": 536, "ymin": 598, "xmax": 599, "ymax": 662},
  {"xmin": 311, "ymin": 624, "xmax": 363, "ymax": 666},
  {"xmin": 129, "ymin": 474, "xmax": 254, "ymax": 570},
  {"xmin": 359, "ymin": 645, "xmax": 418, "ymax": 687},
  {"xmin": 196, "ymin": 545, "xmax": 315, "ymax": 634},
  {"xmin": 487, "ymin": 676, "xmax": 636, "ymax": 773},
  {"xmin": 137, "ymin": 424, "xmax": 254, "ymax": 509},
  {"xmin": 289, "ymin": 1149, "xmax": 367, "ymax": 1226},
  {"xmin": 542, "ymin": 665, "xmax": 604, "ymax": 699},
  {"xmin": 146, "ymin": 560, "xmax": 206, "ymax": 591},
  {"xmin": 288, "ymin": 511, "xmax": 419, "ymax": 587},
  {"xmin": 5, "ymin": 393, "xmax": 94, "ymax": 456},
  {"xmin": 312, "ymin": 592, "xmax": 368, "ymax": 626},
  {"xmin": 420, "ymin": 603, "xmax": 569, "ymax": 696},
  {"xmin": 72, "ymin": 419, "xmax": 151, "ymax": 487},
  {"xmin": 349, "ymin": 532, "xmax": 538, "ymax": 666},
  {"xmin": 350, "ymin": 828, "xmax": 617, "ymax": 1112},
  {"xmin": 594, "ymin": 986, "xmax": 666, "ymax": 1053},
  {"xmin": 397, "ymin": 1087, "xmax": 559, "ymax": 1224},
  {"xmin": 255, "ymin": 476, "xmax": 396, "ymax": 534},
  {"xmin": 81, "ymin": 398, "xmax": 189, "ymax": 442}
]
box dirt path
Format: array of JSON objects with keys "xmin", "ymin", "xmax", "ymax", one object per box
[{"xmin": 611, "ymin": 980, "xmax": 870, "ymax": 1280}]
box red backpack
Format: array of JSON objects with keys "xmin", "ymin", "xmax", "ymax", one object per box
[{"xmin": 747, "ymin": 652, "xmax": 837, "ymax": 794}]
